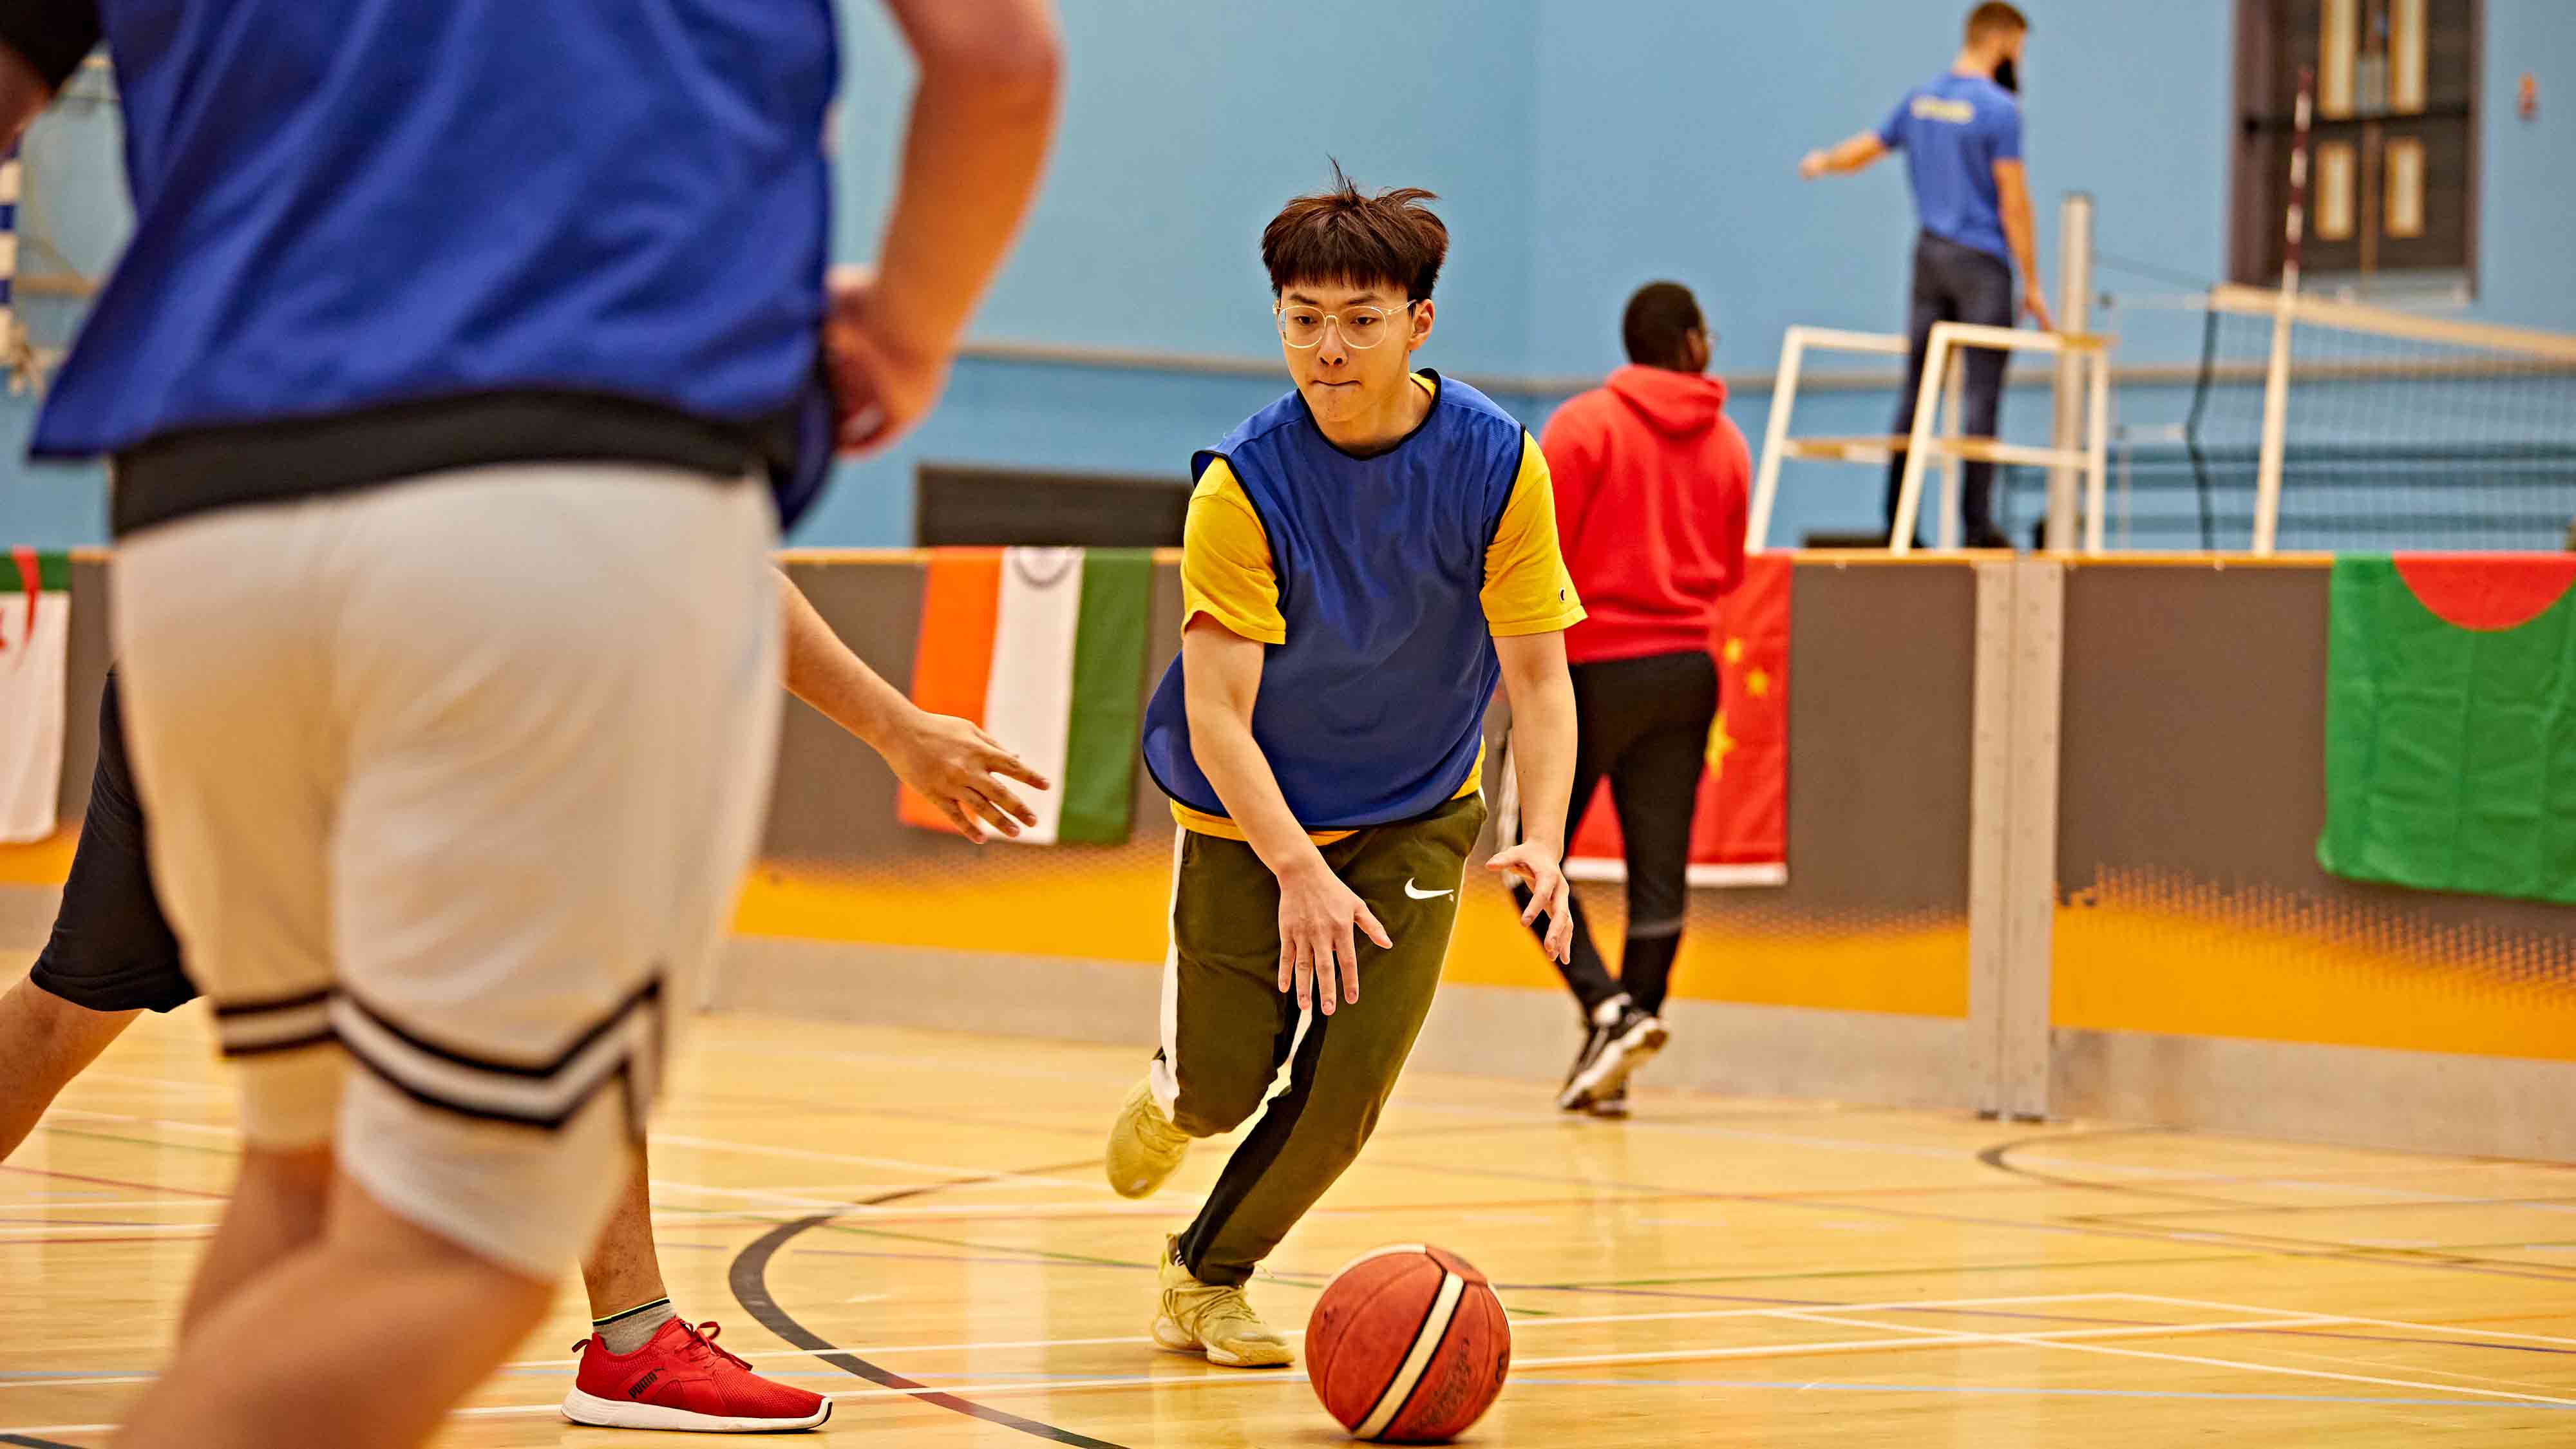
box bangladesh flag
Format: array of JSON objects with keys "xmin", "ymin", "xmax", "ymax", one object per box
[
  {"xmin": 899, "ymin": 547, "xmax": 1153, "ymax": 844},
  {"xmin": 2318, "ymin": 554, "xmax": 2576, "ymax": 905}
]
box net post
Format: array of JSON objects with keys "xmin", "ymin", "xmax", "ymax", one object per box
[
  {"xmin": 2254, "ymin": 68, "xmax": 2315, "ymax": 557},
  {"xmin": 2083, "ymin": 350, "xmax": 2110, "ymax": 554},
  {"xmin": 1890, "ymin": 329, "xmax": 1951, "ymax": 554},
  {"xmin": 1940, "ymin": 353, "xmax": 1964, "ymax": 549},
  {"xmin": 2047, "ymin": 191, "xmax": 2095, "ymax": 551},
  {"xmin": 1747, "ymin": 328, "xmax": 1808, "ymax": 552}
]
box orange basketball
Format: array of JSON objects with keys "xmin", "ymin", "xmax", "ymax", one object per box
[{"xmin": 1304, "ymin": 1244, "xmax": 1510, "ymax": 1443}]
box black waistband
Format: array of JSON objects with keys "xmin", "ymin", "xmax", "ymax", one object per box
[{"xmin": 111, "ymin": 390, "xmax": 795, "ymax": 538}]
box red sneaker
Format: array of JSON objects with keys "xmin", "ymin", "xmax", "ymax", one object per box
[{"xmin": 561, "ymin": 1317, "xmax": 831, "ymax": 1433}]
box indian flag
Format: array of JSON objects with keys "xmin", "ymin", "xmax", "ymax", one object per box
[
  {"xmin": 899, "ymin": 547, "xmax": 1153, "ymax": 844},
  {"xmin": 0, "ymin": 548, "xmax": 68, "ymax": 843}
]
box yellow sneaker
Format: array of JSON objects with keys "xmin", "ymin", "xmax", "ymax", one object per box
[
  {"xmin": 1151, "ymin": 1236, "xmax": 1294, "ymax": 1368},
  {"xmin": 1104, "ymin": 1077, "xmax": 1189, "ymax": 1199}
]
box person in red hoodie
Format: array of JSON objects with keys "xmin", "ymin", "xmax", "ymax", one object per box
[{"xmin": 1516, "ymin": 281, "xmax": 1748, "ymax": 1115}]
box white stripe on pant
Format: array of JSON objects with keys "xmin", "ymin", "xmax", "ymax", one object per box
[{"xmin": 113, "ymin": 462, "xmax": 781, "ymax": 1276}]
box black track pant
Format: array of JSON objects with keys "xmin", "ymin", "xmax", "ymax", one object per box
[{"xmin": 1514, "ymin": 649, "xmax": 1718, "ymax": 1018}]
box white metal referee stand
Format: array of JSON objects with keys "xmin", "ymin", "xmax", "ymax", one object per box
[
  {"xmin": 1747, "ymin": 325, "xmax": 2114, "ymax": 555},
  {"xmin": 1748, "ymin": 193, "xmax": 2112, "ymax": 556}
]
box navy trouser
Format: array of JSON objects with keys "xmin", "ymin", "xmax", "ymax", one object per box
[{"xmin": 1884, "ymin": 231, "xmax": 2016, "ymax": 543}]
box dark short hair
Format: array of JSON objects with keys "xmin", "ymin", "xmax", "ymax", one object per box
[
  {"xmin": 1622, "ymin": 281, "xmax": 1705, "ymax": 369},
  {"xmin": 1966, "ymin": 1, "xmax": 2029, "ymax": 43},
  {"xmin": 1261, "ymin": 160, "xmax": 1448, "ymax": 301}
]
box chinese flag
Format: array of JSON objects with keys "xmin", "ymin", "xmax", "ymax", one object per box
[{"xmin": 1566, "ymin": 553, "xmax": 1789, "ymax": 882}]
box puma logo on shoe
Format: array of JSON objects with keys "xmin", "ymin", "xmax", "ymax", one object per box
[{"xmin": 1403, "ymin": 878, "xmax": 1454, "ymax": 900}]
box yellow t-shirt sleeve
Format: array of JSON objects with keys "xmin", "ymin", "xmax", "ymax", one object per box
[
  {"xmin": 1482, "ymin": 432, "xmax": 1587, "ymax": 637},
  {"xmin": 1180, "ymin": 457, "xmax": 1287, "ymax": 645}
]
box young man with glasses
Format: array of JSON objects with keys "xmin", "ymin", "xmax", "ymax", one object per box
[{"xmin": 1103, "ymin": 167, "xmax": 1584, "ymax": 1368}]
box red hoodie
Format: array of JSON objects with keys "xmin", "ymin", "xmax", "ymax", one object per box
[{"xmin": 1540, "ymin": 364, "xmax": 1750, "ymax": 666}]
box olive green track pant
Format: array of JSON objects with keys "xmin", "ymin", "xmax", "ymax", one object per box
[{"xmin": 1146, "ymin": 793, "xmax": 1487, "ymax": 1287}]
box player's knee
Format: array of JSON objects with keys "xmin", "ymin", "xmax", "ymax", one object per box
[{"xmin": 1172, "ymin": 1074, "xmax": 1267, "ymax": 1137}]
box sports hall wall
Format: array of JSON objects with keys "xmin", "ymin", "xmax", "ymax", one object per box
[
  {"xmin": 0, "ymin": 1, "xmax": 2571, "ymax": 547},
  {"xmin": 14, "ymin": 556, "xmax": 2571, "ymax": 1163}
]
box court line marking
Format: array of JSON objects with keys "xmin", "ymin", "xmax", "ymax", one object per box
[
  {"xmin": 1363, "ymin": 1151, "xmax": 2576, "ymax": 1286},
  {"xmin": 39, "ymin": 1109, "xmax": 234, "ymax": 1139},
  {"xmin": 1504, "ymin": 1376, "xmax": 2576, "ymax": 1409},
  {"xmin": 19, "ymin": 1316, "xmax": 2570, "ymax": 1435},
  {"xmin": 643, "ymin": 1181, "xmax": 1170, "ymax": 1223},
  {"xmin": 652, "ymin": 1134, "xmax": 1117, "ymax": 1195},
  {"xmin": 1773, "ymin": 1308, "xmax": 2576, "ymax": 1408},
  {"xmin": 12, "ymin": 1300, "xmax": 2575, "ymax": 1421},
  {"xmin": 2121, "ymin": 1294, "xmax": 2576, "ymax": 1349},
  {"xmin": 0, "ymin": 1294, "xmax": 2143, "ymax": 1390},
  {"xmin": 19, "ymin": 1357, "xmax": 2576, "ymax": 1444}
]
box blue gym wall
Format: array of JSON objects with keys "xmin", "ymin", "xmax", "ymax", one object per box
[{"xmin": 0, "ymin": 1, "xmax": 2566, "ymax": 548}]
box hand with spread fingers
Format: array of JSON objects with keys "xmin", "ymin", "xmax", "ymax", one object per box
[
  {"xmin": 1487, "ymin": 842, "xmax": 1574, "ymax": 963},
  {"xmin": 884, "ymin": 709, "xmax": 1050, "ymax": 843},
  {"xmin": 1273, "ymin": 857, "xmax": 1392, "ymax": 1017}
]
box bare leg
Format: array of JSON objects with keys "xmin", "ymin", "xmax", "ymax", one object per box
[
  {"xmin": 179, "ymin": 1142, "xmax": 335, "ymax": 1335},
  {"xmin": 0, "ymin": 974, "xmax": 140, "ymax": 1161},
  {"xmin": 577, "ymin": 1147, "xmax": 670, "ymax": 1320},
  {"xmin": 115, "ymin": 1170, "xmax": 556, "ymax": 1449}
]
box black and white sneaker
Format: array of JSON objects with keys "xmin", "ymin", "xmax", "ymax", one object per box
[
  {"xmin": 1586, "ymin": 1084, "xmax": 1631, "ymax": 1119},
  {"xmin": 1557, "ymin": 996, "xmax": 1667, "ymax": 1111},
  {"xmin": 1558, "ymin": 1005, "xmax": 1616, "ymax": 1112}
]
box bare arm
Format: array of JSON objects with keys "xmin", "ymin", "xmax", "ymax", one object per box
[
  {"xmin": 0, "ymin": 46, "xmax": 49, "ymax": 145},
  {"xmin": 1487, "ymin": 631, "xmax": 1577, "ymax": 961},
  {"xmin": 776, "ymin": 568, "xmax": 1047, "ymax": 842},
  {"xmin": 1993, "ymin": 159, "xmax": 2055, "ymax": 332},
  {"xmin": 829, "ymin": 0, "xmax": 1064, "ymax": 451},
  {"xmin": 1180, "ymin": 618, "xmax": 1392, "ymax": 1016},
  {"xmin": 1800, "ymin": 130, "xmax": 1888, "ymax": 180}
]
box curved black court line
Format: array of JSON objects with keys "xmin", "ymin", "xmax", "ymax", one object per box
[
  {"xmin": 3, "ymin": 1435, "xmax": 86, "ymax": 1448},
  {"xmin": 1978, "ymin": 1129, "xmax": 2576, "ymax": 1284},
  {"xmin": 1973, "ymin": 1127, "xmax": 2257, "ymax": 1208},
  {"xmin": 728, "ymin": 1158, "xmax": 1132, "ymax": 1448}
]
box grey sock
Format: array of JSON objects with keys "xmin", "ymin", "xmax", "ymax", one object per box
[{"xmin": 594, "ymin": 1296, "xmax": 678, "ymax": 1355}]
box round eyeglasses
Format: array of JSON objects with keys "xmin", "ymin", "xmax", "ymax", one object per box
[{"xmin": 1274, "ymin": 299, "xmax": 1415, "ymax": 350}]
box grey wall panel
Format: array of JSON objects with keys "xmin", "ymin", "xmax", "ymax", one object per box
[
  {"xmin": 2056, "ymin": 562, "xmax": 2574, "ymax": 940},
  {"xmin": 58, "ymin": 558, "xmax": 111, "ymax": 827},
  {"xmin": 1785, "ymin": 562, "xmax": 1977, "ymax": 915}
]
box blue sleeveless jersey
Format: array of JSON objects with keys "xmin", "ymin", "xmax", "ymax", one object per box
[
  {"xmin": 33, "ymin": 2, "xmax": 837, "ymax": 480},
  {"xmin": 1141, "ymin": 373, "xmax": 1527, "ymax": 831}
]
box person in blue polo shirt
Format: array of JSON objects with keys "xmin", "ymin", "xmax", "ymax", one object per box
[
  {"xmin": 1802, "ymin": 1, "xmax": 2054, "ymax": 550},
  {"xmin": 0, "ymin": 2, "xmax": 1057, "ymax": 1444}
]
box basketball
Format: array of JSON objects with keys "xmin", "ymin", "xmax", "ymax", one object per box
[{"xmin": 1304, "ymin": 1244, "xmax": 1510, "ymax": 1443}]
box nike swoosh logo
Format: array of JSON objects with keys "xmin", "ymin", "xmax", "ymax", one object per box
[{"xmin": 1403, "ymin": 878, "xmax": 1455, "ymax": 900}]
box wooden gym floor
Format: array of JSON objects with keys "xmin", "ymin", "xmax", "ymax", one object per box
[{"xmin": 3, "ymin": 960, "xmax": 2571, "ymax": 1446}]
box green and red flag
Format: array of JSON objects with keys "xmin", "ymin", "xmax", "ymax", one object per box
[{"xmin": 2318, "ymin": 554, "xmax": 2576, "ymax": 905}]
